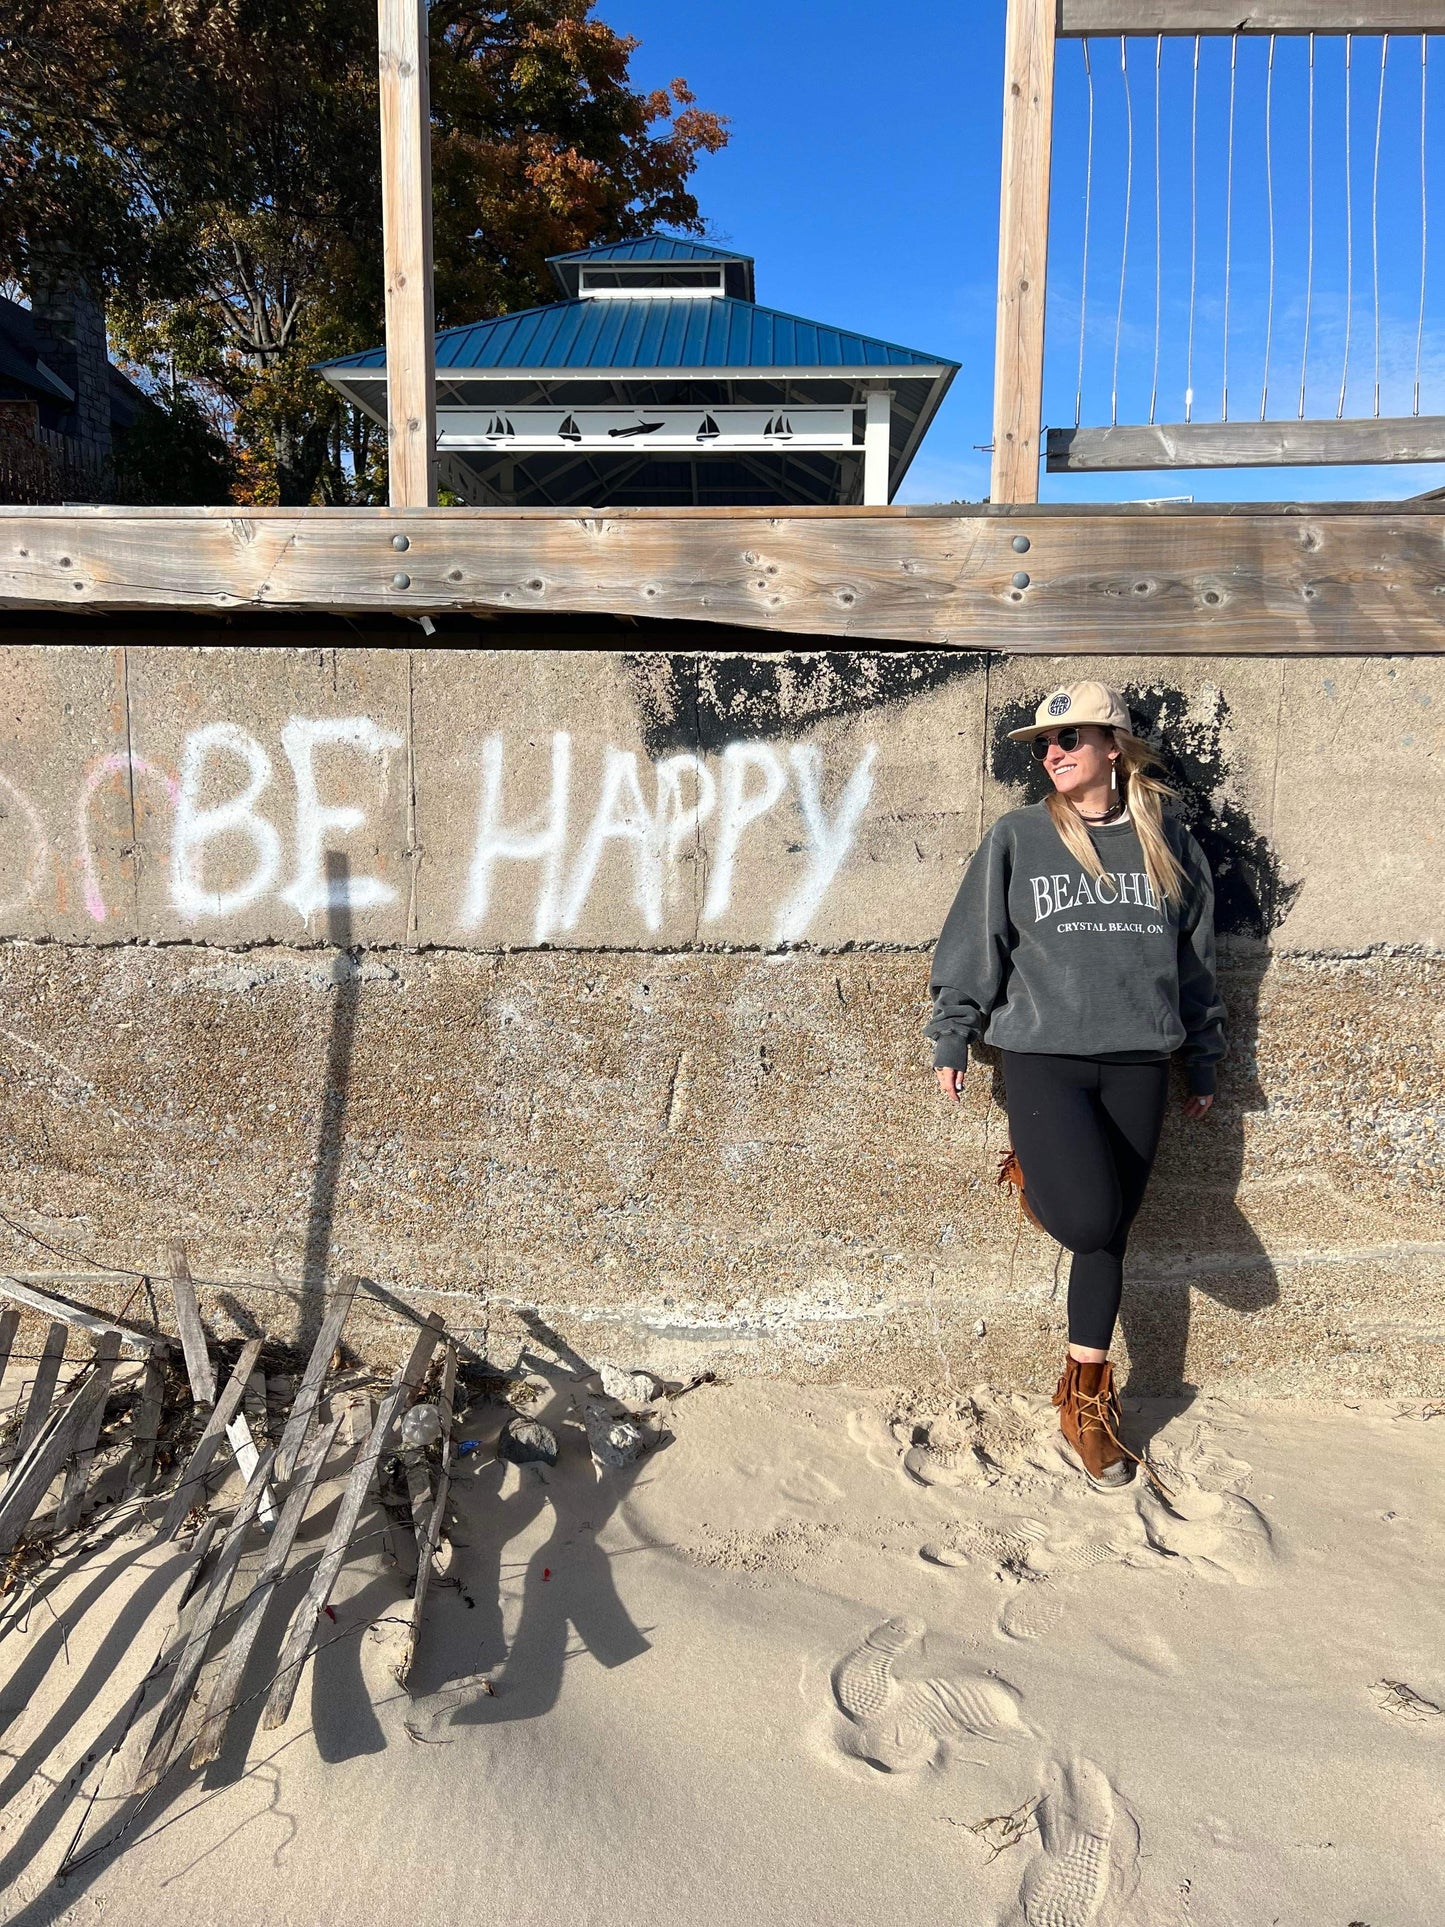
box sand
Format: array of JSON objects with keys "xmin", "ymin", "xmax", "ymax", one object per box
[{"xmin": 0, "ymin": 1371, "xmax": 1441, "ymax": 1927}]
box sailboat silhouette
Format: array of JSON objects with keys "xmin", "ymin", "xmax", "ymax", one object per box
[
  {"xmin": 695, "ymin": 412, "xmax": 721, "ymax": 442},
  {"xmin": 485, "ymin": 413, "xmax": 516, "ymax": 438},
  {"xmin": 764, "ymin": 412, "xmax": 793, "ymax": 440},
  {"xmin": 557, "ymin": 413, "xmax": 583, "ymax": 443}
]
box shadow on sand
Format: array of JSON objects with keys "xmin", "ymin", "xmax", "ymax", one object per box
[{"xmin": 0, "ymin": 1311, "xmax": 671, "ymax": 1920}]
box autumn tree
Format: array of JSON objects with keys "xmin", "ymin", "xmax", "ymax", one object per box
[{"xmin": 0, "ymin": 0, "xmax": 727, "ymax": 503}]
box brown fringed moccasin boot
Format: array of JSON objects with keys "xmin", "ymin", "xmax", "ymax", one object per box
[
  {"xmin": 1052, "ymin": 1356, "xmax": 1135, "ymax": 1489},
  {"xmin": 996, "ymin": 1146, "xmax": 1044, "ymax": 1231}
]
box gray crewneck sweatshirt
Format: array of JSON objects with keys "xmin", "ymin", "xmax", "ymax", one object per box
[{"xmin": 926, "ymin": 802, "xmax": 1226, "ymax": 1095}]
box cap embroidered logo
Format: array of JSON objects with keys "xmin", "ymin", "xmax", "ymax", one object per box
[{"xmin": 1047, "ymin": 693, "xmax": 1071, "ymax": 717}]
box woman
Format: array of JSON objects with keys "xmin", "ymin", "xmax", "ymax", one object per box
[{"xmin": 927, "ymin": 681, "xmax": 1225, "ymax": 1489}]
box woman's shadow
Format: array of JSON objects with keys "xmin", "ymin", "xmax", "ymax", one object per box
[{"xmin": 1117, "ymin": 951, "xmax": 1278, "ymax": 1443}]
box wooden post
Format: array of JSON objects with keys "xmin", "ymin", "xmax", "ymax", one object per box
[
  {"xmin": 990, "ymin": 0, "xmax": 1056, "ymax": 505},
  {"xmin": 378, "ymin": 0, "xmax": 437, "ymax": 508}
]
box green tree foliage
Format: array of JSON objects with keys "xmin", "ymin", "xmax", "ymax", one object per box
[
  {"xmin": 0, "ymin": 0, "xmax": 727, "ymax": 503},
  {"xmin": 113, "ymin": 388, "xmax": 239, "ymax": 505}
]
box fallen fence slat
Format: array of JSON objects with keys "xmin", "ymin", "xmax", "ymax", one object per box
[
  {"xmin": 274, "ymin": 1273, "xmax": 358, "ymax": 1483},
  {"xmin": 156, "ymin": 1338, "xmax": 264, "ymax": 1541},
  {"xmin": 261, "ymin": 1315, "xmax": 445, "ymax": 1729},
  {"xmin": 54, "ymin": 1332, "xmax": 123, "ymax": 1535},
  {"xmin": 0, "ymin": 1276, "xmax": 158, "ymax": 1355},
  {"xmin": 13, "ymin": 1322, "xmax": 68, "ymax": 1463},
  {"xmin": 0, "ymin": 1307, "xmax": 18, "ymax": 1388},
  {"xmin": 0, "ymin": 1359, "xmax": 116, "ymax": 1558},
  {"xmin": 170, "ymin": 1251, "xmax": 276, "ymax": 1525},
  {"xmin": 398, "ymin": 1343, "xmax": 457, "ymax": 1684},
  {"xmin": 136, "ymin": 1443, "xmax": 280, "ymax": 1790},
  {"xmin": 124, "ymin": 1346, "xmax": 169, "ymax": 1498},
  {"xmin": 169, "ymin": 1245, "xmax": 216, "ymax": 1405},
  {"xmin": 189, "ymin": 1412, "xmax": 345, "ymax": 1768}
]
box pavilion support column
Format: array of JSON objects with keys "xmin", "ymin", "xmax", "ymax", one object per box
[
  {"xmin": 378, "ymin": 0, "xmax": 436, "ymax": 508},
  {"xmin": 862, "ymin": 388, "xmax": 894, "ymax": 506},
  {"xmin": 990, "ymin": 0, "xmax": 1056, "ymax": 504}
]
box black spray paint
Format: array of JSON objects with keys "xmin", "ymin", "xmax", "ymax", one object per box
[
  {"xmin": 625, "ymin": 649, "xmax": 992, "ymax": 757},
  {"xmin": 990, "ymin": 684, "xmax": 1299, "ymax": 938}
]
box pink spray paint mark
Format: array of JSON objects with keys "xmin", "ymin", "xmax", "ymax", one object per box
[{"xmin": 78, "ymin": 753, "xmax": 179, "ymax": 922}]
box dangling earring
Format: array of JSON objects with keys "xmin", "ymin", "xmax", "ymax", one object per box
[{"xmin": 1110, "ymin": 760, "xmax": 1118, "ymax": 793}]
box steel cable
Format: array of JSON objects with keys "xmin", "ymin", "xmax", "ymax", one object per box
[
  {"xmin": 1077, "ymin": 38, "xmax": 1096, "ymax": 429},
  {"xmin": 1300, "ymin": 33, "xmax": 1315, "ymax": 418},
  {"xmin": 1371, "ymin": 36, "xmax": 1390, "ymax": 417},
  {"xmin": 1150, "ymin": 33, "xmax": 1163, "ymax": 424},
  {"xmin": 1339, "ymin": 33, "xmax": 1355, "ymax": 419},
  {"xmin": 1416, "ymin": 34, "xmax": 1429, "ymax": 417},
  {"xmin": 1112, "ymin": 34, "xmax": 1134, "ymax": 428},
  {"xmin": 1262, "ymin": 36, "xmax": 1277, "ymax": 419},
  {"xmin": 1222, "ymin": 34, "xmax": 1238, "ymax": 419},
  {"xmin": 1186, "ymin": 34, "xmax": 1200, "ymax": 421}
]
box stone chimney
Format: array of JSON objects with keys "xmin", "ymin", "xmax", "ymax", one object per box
[{"xmin": 27, "ymin": 270, "xmax": 114, "ymax": 467}]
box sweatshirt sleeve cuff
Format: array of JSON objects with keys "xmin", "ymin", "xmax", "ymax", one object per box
[
  {"xmin": 1185, "ymin": 1061, "xmax": 1217, "ymax": 1097},
  {"xmin": 931, "ymin": 1037, "xmax": 972, "ymax": 1072}
]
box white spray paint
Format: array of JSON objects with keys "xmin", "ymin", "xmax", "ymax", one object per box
[
  {"xmin": 279, "ymin": 716, "xmax": 402, "ymax": 922},
  {"xmin": 0, "ymin": 771, "xmax": 50, "ymax": 919},
  {"xmin": 701, "ymin": 744, "xmax": 790, "ymax": 924},
  {"xmin": 171, "ymin": 722, "xmax": 284, "ymax": 921},
  {"xmin": 772, "ymin": 742, "xmax": 878, "ymax": 943},
  {"xmin": 28, "ymin": 714, "xmax": 878, "ymax": 940},
  {"xmin": 461, "ymin": 731, "xmax": 571, "ymax": 943}
]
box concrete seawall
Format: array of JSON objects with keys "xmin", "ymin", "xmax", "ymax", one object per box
[{"xmin": 0, "ymin": 639, "xmax": 1439, "ymax": 1395}]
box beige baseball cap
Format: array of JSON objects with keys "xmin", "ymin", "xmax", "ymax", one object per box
[{"xmin": 1005, "ymin": 679, "xmax": 1132, "ymax": 742}]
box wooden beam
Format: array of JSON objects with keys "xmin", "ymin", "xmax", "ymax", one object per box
[
  {"xmin": 992, "ymin": 0, "xmax": 1056, "ymax": 505},
  {"xmin": 13, "ymin": 1323, "xmax": 67, "ymax": 1462},
  {"xmin": 156, "ymin": 1337, "xmax": 264, "ymax": 1540},
  {"xmin": 397, "ymin": 1343, "xmax": 456, "ymax": 1685},
  {"xmin": 189, "ymin": 1412, "xmax": 344, "ymax": 1769},
  {"xmin": 0, "ymin": 1358, "xmax": 116, "ymax": 1558},
  {"xmin": 3, "ymin": 504, "xmax": 1445, "ymax": 651},
  {"xmin": 273, "ymin": 1273, "xmax": 358, "ymax": 1484},
  {"xmin": 54, "ymin": 1330, "xmax": 122, "ymax": 1535},
  {"xmin": 124, "ymin": 1345, "xmax": 169, "ymax": 1499},
  {"xmin": 169, "ymin": 1244, "xmax": 216, "ymax": 1405},
  {"xmin": 378, "ymin": 0, "xmax": 436, "ymax": 508},
  {"xmin": 1057, "ymin": 2, "xmax": 1445, "ymax": 33},
  {"xmin": 136, "ymin": 1443, "xmax": 280, "ymax": 1791},
  {"xmin": 261, "ymin": 1314, "xmax": 444, "ymax": 1730},
  {"xmin": 0, "ymin": 1275, "xmax": 159, "ymax": 1356},
  {"xmin": 1049, "ymin": 418, "xmax": 1445, "ymax": 470}
]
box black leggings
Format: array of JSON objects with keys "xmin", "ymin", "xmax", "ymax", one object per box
[{"xmin": 1001, "ymin": 1051, "xmax": 1169, "ymax": 1351}]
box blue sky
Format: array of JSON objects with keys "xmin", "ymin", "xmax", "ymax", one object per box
[{"xmin": 610, "ymin": 1, "xmax": 1444, "ymax": 502}]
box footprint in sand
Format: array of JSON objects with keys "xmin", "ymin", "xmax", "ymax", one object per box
[
  {"xmin": 1007, "ymin": 1757, "xmax": 1140, "ymax": 1927},
  {"xmin": 831, "ymin": 1617, "xmax": 1028, "ymax": 1772},
  {"xmin": 1135, "ymin": 1484, "xmax": 1275, "ymax": 1585}
]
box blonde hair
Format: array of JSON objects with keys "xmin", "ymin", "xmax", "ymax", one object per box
[{"xmin": 1044, "ymin": 729, "xmax": 1190, "ymax": 907}]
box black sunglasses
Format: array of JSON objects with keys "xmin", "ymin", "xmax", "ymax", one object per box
[{"xmin": 1029, "ymin": 727, "xmax": 1081, "ymax": 761}]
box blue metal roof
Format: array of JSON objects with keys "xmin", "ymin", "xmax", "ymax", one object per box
[
  {"xmin": 548, "ymin": 235, "xmax": 754, "ymax": 299},
  {"xmin": 320, "ymin": 295, "xmax": 956, "ymax": 376},
  {"xmin": 547, "ymin": 237, "xmax": 751, "ymax": 267}
]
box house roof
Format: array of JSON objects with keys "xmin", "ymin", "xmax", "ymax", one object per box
[
  {"xmin": 319, "ymin": 294, "xmax": 955, "ymax": 379},
  {"xmin": 0, "ymin": 294, "xmax": 150, "ymax": 430}
]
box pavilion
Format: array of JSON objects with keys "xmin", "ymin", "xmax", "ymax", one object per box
[{"xmin": 317, "ymin": 237, "xmax": 958, "ymax": 509}]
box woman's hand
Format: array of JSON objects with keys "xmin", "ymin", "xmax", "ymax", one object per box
[
  {"xmin": 935, "ymin": 1066, "xmax": 965, "ymax": 1102},
  {"xmin": 1183, "ymin": 1092, "xmax": 1214, "ymax": 1119}
]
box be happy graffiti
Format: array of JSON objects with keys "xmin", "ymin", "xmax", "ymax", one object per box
[{"xmin": 0, "ymin": 718, "xmax": 878, "ymax": 946}]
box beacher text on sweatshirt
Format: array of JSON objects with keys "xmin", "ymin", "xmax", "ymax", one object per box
[{"xmin": 926, "ymin": 803, "xmax": 1227, "ymax": 1095}]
